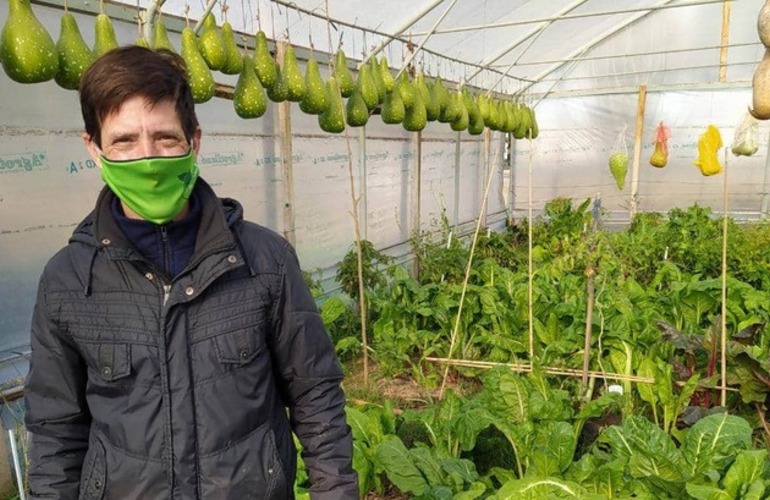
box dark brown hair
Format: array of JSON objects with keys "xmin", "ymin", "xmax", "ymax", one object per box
[{"xmin": 79, "ymin": 46, "xmax": 199, "ymax": 147}]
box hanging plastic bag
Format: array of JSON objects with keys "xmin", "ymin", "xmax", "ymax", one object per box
[
  {"xmin": 731, "ymin": 112, "xmax": 759, "ymax": 157},
  {"xmin": 693, "ymin": 125, "xmax": 723, "ymax": 176},
  {"xmin": 609, "ymin": 125, "xmax": 629, "ymax": 190},
  {"xmin": 650, "ymin": 121, "xmax": 671, "ymax": 168}
]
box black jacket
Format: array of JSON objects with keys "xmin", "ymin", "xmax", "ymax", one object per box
[{"xmin": 24, "ymin": 179, "xmax": 358, "ymax": 499}]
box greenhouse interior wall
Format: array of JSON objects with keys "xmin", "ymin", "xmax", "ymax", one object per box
[{"xmin": 1, "ymin": 0, "xmax": 769, "ymax": 496}]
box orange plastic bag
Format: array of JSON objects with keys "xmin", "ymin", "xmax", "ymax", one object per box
[
  {"xmin": 649, "ymin": 121, "xmax": 671, "ymax": 168},
  {"xmin": 693, "ymin": 125, "xmax": 723, "ymax": 176}
]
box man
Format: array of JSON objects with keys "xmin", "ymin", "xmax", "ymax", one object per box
[{"xmin": 23, "ymin": 46, "xmax": 358, "ymax": 499}]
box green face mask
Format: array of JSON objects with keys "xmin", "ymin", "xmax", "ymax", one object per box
[{"xmin": 100, "ymin": 150, "xmax": 199, "ymax": 225}]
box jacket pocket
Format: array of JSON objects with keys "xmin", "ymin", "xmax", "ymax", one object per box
[
  {"xmin": 198, "ymin": 421, "xmax": 290, "ymax": 500},
  {"xmin": 78, "ymin": 436, "xmax": 106, "ymax": 500},
  {"xmin": 214, "ymin": 324, "xmax": 267, "ymax": 365},
  {"xmin": 79, "ymin": 342, "xmax": 132, "ymax": 382}
]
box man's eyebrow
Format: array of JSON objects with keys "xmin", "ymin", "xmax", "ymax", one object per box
[{"xmin": 106, "ymin": 132, "xmax": 137, "ymax": 142}]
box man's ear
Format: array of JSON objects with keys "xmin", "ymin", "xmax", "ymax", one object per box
[
  {"xmin": 192, "ymin": 127, "xmax": 202, "ymax": 157},
  {"xmin": 83, "ymin": 133, "xmax": 101, "ymax": 167}
]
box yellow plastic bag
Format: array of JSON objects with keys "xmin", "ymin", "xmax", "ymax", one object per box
[{"xmin": 693, "ymin": 125, "xmax": 723, "ymax": 177}]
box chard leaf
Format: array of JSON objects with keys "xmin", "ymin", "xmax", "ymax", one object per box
[
  {"xmin": 441, "ymin": 457, "xmax": 479, "ymax": 485},
  {"xmin": 684, "ymin": 482, "xmax": 731, "ymax": 500},
  {"xmin": 346, "ymin": 407, "xmax": 374, "ymax": 445},
  {"xmin": 319, "ymin": 296, "xmax": 346, "ymax": 326},
  {"xmin": 453, "ymin": 481, "xmax": 487, "ymax": 500},
  {"xmin": 491, "ymin": 477, "xmax": 598, "ymax": 499},
  {"xmin": 375, "ymin": 436, "xmax": 429, "ymax": 496},
  {"xmin": 682, "ymin": 413, "xmax": 753, "ymax": 479},
  {"xmin": 576, "ymin": 392, "xmax": 621, "ymax": 420},
  {"xmin": 409, "ymin": 446, "xmax": 445, "ymax": 487},
  {"xmin": 636, "ymin": 357, "xmax": 659, "ymax": 409},
  {"xmin": 723, "ymin": 450, "xmax": 768, "ymax": 497},
  {"xmin": 529, "ymin": 421, "xmax": 576, "ymax": 477},
  {"xmin": 743, "ymin": 480, "xmax": 767, "ymax": 500},
  {"xmin": 498, "ymin": 373, "xmax": 529, "ymax": 424},
  {"xmin": 352, "ymin": 441, "xmax": 373, "ymax": 497},
  {"xmin": 597, "ymin": 416, "xmax": 684, "ymax": 482}
]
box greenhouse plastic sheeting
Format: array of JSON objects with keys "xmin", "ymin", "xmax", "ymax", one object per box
[{"xmin": 0, "ymin": 1, "xmax": 506, "ymax": 358}]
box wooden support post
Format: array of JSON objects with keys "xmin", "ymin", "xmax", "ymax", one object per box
[
  {"xmin": 629, "ymin": 85, "xmax": 647, "ymax": 218},
  {"xmin": 276, "ymin": 42, "xmax": 296, "ymax": 246},
  {"xmin": 412, "ymin": 131, "xmax": 423, "ymax": 278},
  {"xmin": 358, "ymin": 127, "xmax": 368, "ymax": 240},
  {"xmin": 454, "ymin": 132, "xmax": 462, "ymax": 227},
  {"xmin": 509, "ymin": 134, "xmax": 516, "ymax": 226},
  {"xmin": 482, "ymin": 128, "xmax": 491, "ymax": 228},
  {"xmin": 720, "ymin": 150, "xmax": 729, "ymax": 407},
  {"xmin": 719, "ymin": 1, "xmax": 732, "ymax": 83}
]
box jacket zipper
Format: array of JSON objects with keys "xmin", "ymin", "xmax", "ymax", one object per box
[{"xmin": 161, "ymin": 226, "xmax": 170, "ymax": 276}]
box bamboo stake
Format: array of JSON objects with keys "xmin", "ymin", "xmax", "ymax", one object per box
[
  {"xmin": 719, "ymin": 1, "xmax": 732, "ymax": 83},
  {"xmin": 528, "ymin": 134, "xmax": 535, "ymax": 359},
  {"xmin": 629, "ymin": 85, "xmax": 647, "ymax": 217},
  {"xmin": 439, "ymin": 135, "xmax": 501, "ymax": 399},
  {"xmin": 721, "ymin": 149, "xmax": 729, "ymax": 406},
  {"xmin": 582, "ymin": 267, "xmax": 595, "ymax": 385},
  {"xmin": 426, "ymin": 357, "xmax": 740, "ymax": 391}
]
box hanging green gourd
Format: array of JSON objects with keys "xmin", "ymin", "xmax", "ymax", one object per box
[
  {"xmin": 180, "ymin": 26, "xmax": 215, "ymax": 103},
  {"xmin": 433, "ymin": 77, "xmax": 450, "ymax": 116},
  {"xmin": 381, "ymin": 85, "xmax": 405, "ymax": 124},
  {"xmin": 92, "ymin": 10, "xmax": 119, "ymax": 59},
  {"xmin": 197, "ymin": 12, "xmax": 226, "ymax": 71},
  {"xmin": 253, "ymin": 31, "xmax": 277, "ymax": 89},
  {"xmin": 153, "ymin": 14, "xmax": 175, "ymax": 52},
  {"xmin": 299, "ymin": 55, "xmax": 329, "ymax": 115},
  {"xmin": 440, "ymin": 88, "xmax": 462, "ymax": 123},
  {"xmin": 266, "ymin": 60, "xmax": 289, "ymax": 103},
  {"xmin": 403, "ymin": 91, "xmax": 427, "ymax": 132},
  {"xmin": 220, "ymin": 21, "xmax": 243, "ymax": 75},
  {"xmin": 282, "ymin": 43, "xmax": 306, "ymax": 102},
  {"xmin": 319, "ymin": 76, "xmax": 345, "ymax": 133},
  {"xmin": 450, "ymin": 91, "xmax": 469, "ymax": 132},
  {"xmin": 346, "ymin": 87, "xmax": 369, "ymax": 127},
  {"xmin": 358, "ymin": 62, "xmax": 378, "ymax": 110},
  {"xmin": 369, "ymin": 56, "xmax": 386, "ymax": 103},
  {"xmin": 477, "ymin": 94, "xmax": 490, "ymax": 122},
  {"xmin": 334, "ymin": 49, "xmax": 355, "ymax": 98},
  {"xmin": 379, "ymin": 56, "xmax": 395, "ymax": 92},
  {"xmin": 233, "ymin": 55, "xmax": 266, "ymax": 118},
  {"xmin": 55, "ymin": 10, "xmax": 93, "ymax": 90},
  {"xmin": 417, "ymin": 72, "xmax": 439, "ymax": 121},
  {"xmin": 396, "ymin": 71, "xmax": 415, "ymax": 109}
]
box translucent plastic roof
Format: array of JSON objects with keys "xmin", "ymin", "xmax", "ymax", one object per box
[{"xmin": 124, "ymin": 0, "xmax": 764, "ymax": 99}]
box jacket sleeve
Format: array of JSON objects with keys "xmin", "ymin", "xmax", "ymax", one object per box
[
  {"xmin": 270, "ymin": 243, "xmax": 359, "ymax": 500},
  {"xmin": 24, "ymin": 274, "xmax": 91, "ymax": 499}
]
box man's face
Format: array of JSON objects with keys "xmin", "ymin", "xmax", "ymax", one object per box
[{"xmin": 84, "ymin": 95, "xmax": 200, "ymax": 162}]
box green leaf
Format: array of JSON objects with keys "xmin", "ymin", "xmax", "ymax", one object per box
[
  {"xmin": 491, "ymin": 477, "xmax": 597, "ymax": 499},
  {"xmin": 684, "ymin": 482, "xmax": 731, "ymax": 500},
  {"xmin": 410, "ymin": 446, "xmax": 445, "ymax": 487},
  {"xmin": 743, "ymin": 480, "xmax": 767, "ymax": 500},
  {"xmin": 375, "ymin": 436, "xmax": 430, "ymax": 496},
  {"xmin": 682, "ymin": 413, "xmax": 753, "ymax": 479},
  {"xmin": 441, "ymin": 457, "xmax": 479, "ymax": 484},
  {"xmin": 453, "ymin": 481, "xmax": 488, "ymax": 500},
  {"xmin": 723, "ymin": 450, "xmax": 768, "ymax": 497},
  {"xmin": 597, "ymin": 416, "xmax": 684, "ymax": 482},
  {"xmin": 346, "ymin": 407, "xmax": 372, "ymax": 444},
  {"xmin": 352, "ymin": 441, "xmax": 374, "ymax": 498},
  {"xmin": 320, "ymin": 296, "xmax": 346, "ymax": 326},
  {"xmin": 576, "ymin": 392, "xmax": 621, "ymax": 420},
  {"xmin": 529, "ymin": 421, "xmax": 576, "ymax": 477},
  {"xmin": 498, "ymin": 373, "xmax": 529, "ymax": 424}
]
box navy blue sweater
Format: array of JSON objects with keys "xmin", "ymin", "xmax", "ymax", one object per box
[{"xmin": 112, "ymin": 195, "xmax": 202, "ymax": 279}]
